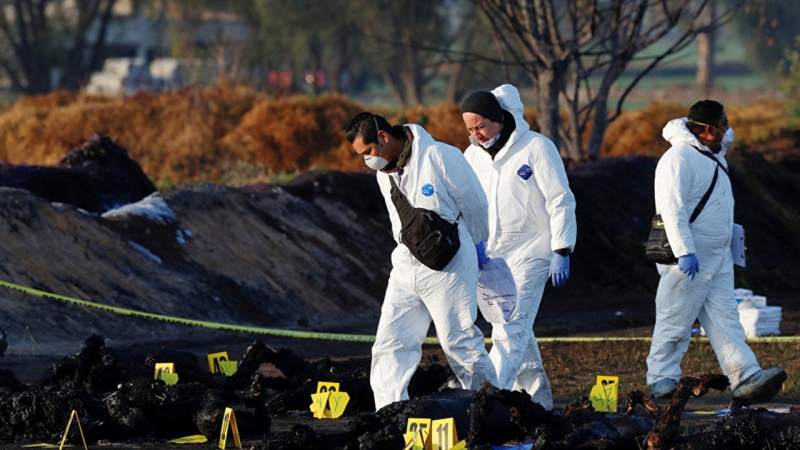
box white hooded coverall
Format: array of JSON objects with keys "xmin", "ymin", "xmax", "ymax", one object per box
[
  {"xmin": 646, "ymin": 118, "xmax": 760, "ymax": 390},
  {"xmin": 371, "ymin": 124, "xmax": 497, "ymax": 411},
  {"xmin": 463, "ymin": 85, "xmax": 577, "ymax": 410}
]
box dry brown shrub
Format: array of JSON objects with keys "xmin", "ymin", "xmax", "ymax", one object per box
[
  {"xmin": 305, "ymin": 94, "xmax": 367, "ymax": 172},
  {"xmin": 0, "ymin": 84, "xmax": 265, "ymax": 185},
  {"xmin": 601, "ymin": 102, "xmax": 686, "ymax": 157},
  {"xmin": 221, "ymin": 94, "xmax": 388, "ymax": 175},
  {"xmin": 1, "ymin": 87, "xmax": 792, "ymax": 187},
  {"xmin": 16, "ymin": 90, "xmax": 80, "ymax": 108},
  {"xmin": 602, "ymin": 100, "xmax": 789, "ymax": 158},
  {"xmin": 727, "ymin": 101, "xmax": 789, "ymax": 144}
]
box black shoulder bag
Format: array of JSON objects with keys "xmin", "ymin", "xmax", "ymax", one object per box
[
  {"xmin": 645, "ymin": 149, "xmax": 729, "ymax": 264},
  {"xmin": 389, "ymin": 176, "xmax": 461, "ymax": 271}
]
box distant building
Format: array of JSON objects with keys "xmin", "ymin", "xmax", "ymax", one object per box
[{"xmin": 82, "ymin": 0, "xmax": 251, "ymax": 95}]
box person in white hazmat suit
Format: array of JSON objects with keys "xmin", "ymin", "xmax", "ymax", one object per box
[
  {"xmin": 460, "ymin": 85, "xmax": 577, "ymax": 410},
  {"xmin": 647, "ymin": 100, "xmax": 785, "ymax": 405},
  {"xmin": 345, "ymin": 112, "xmax": 498, "ymax": 411}
]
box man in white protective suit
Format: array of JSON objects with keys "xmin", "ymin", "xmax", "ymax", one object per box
[
  {"xmin": 646, "ymin": 100, "xmax": 785, "ymax": 405},
  {"xmin": 345, "ymin": 112, "xmax": 498, "ymax": 411},
  {"xmin": 460, "ymin": 85, "xmax": 577, "ymax": 410}
]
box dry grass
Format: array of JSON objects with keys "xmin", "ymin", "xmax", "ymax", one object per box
[
  {"xmin": 540, "ymin": 340, "xmax": 800, "ymax": 400},
  {"xmin": 0, "ymin": 87, "xmax": 791, "ymax": 188}
]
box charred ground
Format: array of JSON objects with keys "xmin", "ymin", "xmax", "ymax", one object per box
[{"xmin": 0, "ymin": 134, "xmax": 799, "ymax": 448}]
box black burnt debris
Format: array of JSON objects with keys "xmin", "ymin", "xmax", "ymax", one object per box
[
  {"xmin": 0, "ymin": 134, "xmax": 156, "ymax": 214},
  {"xmin": 1, "ymin": 335, "xmax": 799, "ymax": 449}
]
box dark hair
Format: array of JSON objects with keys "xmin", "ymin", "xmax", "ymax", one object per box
[
  {"xmin": 346, "ymin": 112, "xmax": 407, "ymax": 144},
  {"xmin": 687, "ymin": 100, "xmax": 725, "ymax": 133}
]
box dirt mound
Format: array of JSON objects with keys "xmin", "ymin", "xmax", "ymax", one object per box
[
  {"xmin": 0, "ymin": 134, "xmax": 155, "ymax": 213},
  {"xmin": 0, "ymin": 139, "xmax": 798, "ymax": 347}
]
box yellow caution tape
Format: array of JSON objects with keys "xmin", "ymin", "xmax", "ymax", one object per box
[{"xmin": 1, "ymin": 279, "xmax": 797, "ymax": 344}]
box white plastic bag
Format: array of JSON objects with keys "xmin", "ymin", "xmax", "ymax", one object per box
[{"xmin": 477, "ymin": 257, "xmax": 518, "ymax": 323}]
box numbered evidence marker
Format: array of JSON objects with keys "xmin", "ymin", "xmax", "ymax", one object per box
[
  {"xmin": 589, "ymin": 375, "xmax": 619, "ymax": 412},
  {"xmin": 218, "ymin": 407, "xmax": 242, "ymax": 449},
  {"xmin": 309, "ymin": 381, "xmax": 350, "ymax": 419},
  {"xmin": 58, "ymin": 410, "xmax": 88, "ymax": 450},
  {"xmin": 403, "ymin": 418, "xmax": 432, "ymax": 450},
  {"xmin": 430, "ymin": 418, "xmax": 458, "ymax": 450},
  {"xmin": 207, "ymin": 351, "xmax": 238, "ymax": 376},
  {"xmin": 154, "ymin": 362, "xmax": 179, "ymax": 385}
]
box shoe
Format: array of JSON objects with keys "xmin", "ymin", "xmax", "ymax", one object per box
[
  {"xmin": 732, "ymin": 367, "xmax": 786, "ymax": 406},
  {"xmin": 650, "ymin": 378, "xmax": 678, "ymax": 399}
]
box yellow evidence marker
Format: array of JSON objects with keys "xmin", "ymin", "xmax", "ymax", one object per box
[
  {"xmin": 431, "ymin": 418, "xmax": 458, "ymax": 450},
  {"xmin": 309, "ymin": 381, "xmax": 350, "ymax": 419},
  {"xmin": 58, "ymin": 410, "xmax": 88, "ymax": 450},
  {"xmin": 154, "ymin": 362, "xmax": 179, "ymax": 385},
  {"xmin": 219, "ymin": 407, "xmax": 242, "ymax": 449},
  {"xmin": 403, "ymin": 418, "xmax": 432, "ymax": 450},
  {"xmin": 207, "ymin": 352, "xmax": 238, "ymax": 376},
  {"xmin": 589, "ymin": 375, "xmax": 619, "ymax": 412}
]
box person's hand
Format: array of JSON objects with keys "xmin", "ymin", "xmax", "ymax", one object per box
[
  {"xmin": 476, "ymin": 242, "xmax": 491, "ymax": 270},
  {"xmin": 678, "ymin": 254, "xmax": 699, "ymax": 281},
  {"xmin": 549, "ymin": 254, "xmax": 570, "ymax": 287}
]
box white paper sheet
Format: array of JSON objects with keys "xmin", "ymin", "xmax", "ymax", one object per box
[{"xmin": 477, "ymin": 257, "xmax": 518, "ymax": 324}]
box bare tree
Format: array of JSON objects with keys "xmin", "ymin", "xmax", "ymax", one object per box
[
  {"xmin": 361, "ymin": 0, "xmax": 458, "ymax": 107},
  {"xmin": 696, "ymin": 0, "xmax": 716, "ymax": 91},
  {"xmin": 471, "ymin": 0, "xmax": 747, "ymax": 161},
  {"xmin": 0, "ymin": 0, "xmax": 117, "ymax": 94}
]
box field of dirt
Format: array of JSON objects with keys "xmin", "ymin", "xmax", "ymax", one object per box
[{"xmin": 1, "ymin": 133, "xmax": 800, "ymax": 448}]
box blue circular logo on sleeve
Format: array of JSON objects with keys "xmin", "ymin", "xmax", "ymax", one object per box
[
  {"xmin": 421, "ymin": 184, "xmax": 435, "ymax": 196},
  {"xmin": 518, "ymin": 164, "xmax": 533, "ymax": 180}
]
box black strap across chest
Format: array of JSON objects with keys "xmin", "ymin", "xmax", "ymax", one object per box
[{"xmin": 688, "ymin": 147, "xmax": 729, "ymax": 223}]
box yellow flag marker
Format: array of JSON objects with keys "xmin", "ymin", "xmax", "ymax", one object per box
[
  {"xmin": 448, "ymin": 441, "xmax": 467, "ymax": 450},
  {"xmin": 168, "ymin": 435, "xmax": 208, "ymax": 444},
  {"xmin": 327, "ymin": 392, "xmax": 350, "ymax": 418},
  {"xmin": 404, "ymin": 418, "xmax": 432, "ymax": 450},
  {"xmin": 431, "ymin": 418, "xmax": 457, "ymax": 450},
  {"xmin": 403, "ymin": 428, "xmax": 426, "ymax": 450},
  {"xmin": 590, "ymin": 375, "xmax": 619, "ymax": 412},
  {"xmin": 310, "ymin": 392, "xmax": 331, "ymax": 419},
  {"xmin": 219, "ymin": 407, "xmax": 242, "ymax": 449},
  {"xmin": 154, "ymin": 363, "xmax": 179, "ymax": 385},
  {"xmin": 220, "ymin": 360, "xmax": 238, "ymax": 376},
  {"xmin": 309, "ymin": 382, "xmax": 349, "ymax": 418},
  {"xmin": 207, "ymin": 352, "xmax": 238, "ymax": 375},
  {"xmin": 154, "ymin": 362, "xmax": 175, "ymax": 379},
  {"xmin": 58, "ymin": 410, "xmax": 88, "ymax": 450}
]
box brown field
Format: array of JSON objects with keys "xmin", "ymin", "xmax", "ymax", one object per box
[
  {"xmin": 0, "ymin": 86, "xmax": 792, "ymax": 188},
  {"xmin": 537, "ymin": 340, "xmax": 800, "ymax": 399}
]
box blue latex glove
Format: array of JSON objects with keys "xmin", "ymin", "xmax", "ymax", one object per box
[
  {"xmin": 549, "ymin": 254, "xmax": 570, "ymax": 287},
  {"xmin": 476, "ymin": 242, "xmax": 491, "ymax": 270},
  {"xmin": 678, "ymin": 254, "xmax": 699, "ymax": 281}
]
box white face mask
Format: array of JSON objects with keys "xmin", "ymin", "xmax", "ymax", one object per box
[
  {"xmin": 364, "ymin": 122, "xmax": 390, "ymax": 170},
  {"xmin": 720, "ymin": 127, "xmax": 734, "ymax": 153},
  {"xmin": 468, "ymin": 133, "xmax": 500, "ymax": 149},
  {"xmin": 364, "ymin": 154, "xmax": 389, "ymax": 171},
  {"xmin": 479, "ymin": 133, "xmax": 501, "ymax": 149}
]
